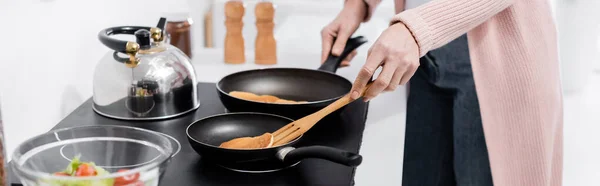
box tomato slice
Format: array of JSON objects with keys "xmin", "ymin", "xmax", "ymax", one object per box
[
  {"xmin": 114, "ymin": 169, "xmax": 141, "ymax": 185},
  {"xmin": 74, "ymin": 163, "xmax": 97, "ymax": 177}
]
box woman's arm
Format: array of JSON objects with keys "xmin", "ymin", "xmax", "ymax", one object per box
[
  {"xmin": 394, "ymin": 0, "xmax": 405, "ymax": 14},
  {"xmin": 344, "ymin": 0, "xmax": 382, "ymax": 22},
  {"xmin": 391, "ymin": 0, "xmax": 514, "ymax": 57}
]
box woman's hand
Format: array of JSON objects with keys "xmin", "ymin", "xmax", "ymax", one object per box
[
  {"xmin": 320, "ymin": 0, "xmax": 367, "ymax": 67},
  {"xmin": 350, "ymin": 22, "xmax": 420, "ymax": 101}
]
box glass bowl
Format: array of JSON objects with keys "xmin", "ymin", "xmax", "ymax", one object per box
[{"xmin": 10, "ymin": 125, "xmax": 175, "ymax": 186}]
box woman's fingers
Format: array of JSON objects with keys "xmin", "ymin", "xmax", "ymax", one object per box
[
  {"xmin": 320, "ymin": 27, "xmax": 337, "ymax": 63},
  {"xmin": 349, "ymin": 21, "xmax": 420, "ymax": 101},
  {"xmin": 385, "ymin": 56, "xmax": 417, "ymax": 91},
  {"xmin": 399, "ymin": 61, "xmax": 418, "ymax": 85},
  {"xmin": 331, "ymin": 26, "xmax": 353, "ymax": 56},
  {"xmin": 364, "ymin": 60, "xmax": 398, "ymax": 101},
  {"xmin": 351, "ymin": 47, "xmax": 384, "ymax": 100},
  {"xmin": 385, "ymin": 66, "xmax": 404, "ymax": 92}
]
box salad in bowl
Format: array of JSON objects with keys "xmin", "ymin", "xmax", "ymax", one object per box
[{"xmin": 10, "ymin": 125, "xmax": 175, "ymax": 186}]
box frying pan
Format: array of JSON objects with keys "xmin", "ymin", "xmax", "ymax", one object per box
[
  {"xmin": 186, "ymin": 112, "xmax": 362, "ymax": 173},
  {"xmin": 216, "ymin": 36, "xmax": 368, "ymax": 119}
]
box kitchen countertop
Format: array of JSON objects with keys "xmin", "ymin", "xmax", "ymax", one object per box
[
  {"xmin": 190, "ymin": 48, "xmax": 407, "ymax": 186},
  {"xmin": 7, "ymin": 47, "xmax": 406, "ymax": 186},
  {"xmin": 9, "ymin": 82, "xmax": 371, "ymax": 186}
]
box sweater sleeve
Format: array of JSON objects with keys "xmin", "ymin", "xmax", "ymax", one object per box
[{"xmin": 390, "ymin": 0, "xmax": 514, "ymax": 57}]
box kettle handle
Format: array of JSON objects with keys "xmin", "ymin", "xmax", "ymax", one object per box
[
  {"xmin": 98, "ymin": 17, "xmax": 167, "ymax": 54},
  {"xmin": 98, "ymin": 17, "xmax": 167, "ymax": 68},
  {"xmin": 98, "ymin": 26, "xmax": 151, "ymax": 54}
]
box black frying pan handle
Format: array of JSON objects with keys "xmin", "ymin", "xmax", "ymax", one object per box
[
  {"xmin": 318, "ymin": 36, "xmax": 368, "ymax": 73},
  {"xmin": 278, "ymin": 146, "xmax": 362, "ymax": 167}
]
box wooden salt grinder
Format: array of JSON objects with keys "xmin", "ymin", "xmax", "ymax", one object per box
[
  {"xmin": 254, "ymin": 1, "xmax": 277, "ymax": 65},
  {"xmin": 224, "ymin": 1, "xmax": 246, "ymax": 64}
]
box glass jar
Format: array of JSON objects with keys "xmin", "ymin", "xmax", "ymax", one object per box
[{"xmin": 165, "ymin": 13, "xmax": 194, "ymax": 59}]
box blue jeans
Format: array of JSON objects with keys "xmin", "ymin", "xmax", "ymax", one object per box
[{"xmin": 402, "ymin": 35, "xmax": 494, "ymax": 186}]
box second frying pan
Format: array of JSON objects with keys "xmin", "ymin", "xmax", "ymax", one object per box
[
  {"xmin": 217, "ymin": 36, "xmax": 368, "ymax": 119},
  {"xmin": 186, "ymin": 112, "xmax": 362, "ymax": 172}
]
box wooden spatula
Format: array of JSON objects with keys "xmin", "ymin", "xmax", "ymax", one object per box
[
  {"xmin": 219, "ymin": 83, "xmax": 372, "ymax": 149},
  {"xmin": 271, "ymin": 83, "xmax": 372, "ymax": 146}
]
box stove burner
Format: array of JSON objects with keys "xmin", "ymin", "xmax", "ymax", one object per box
[{"xmin": 216, "ymin": 159, "xmax": 301, "ymax": 173}]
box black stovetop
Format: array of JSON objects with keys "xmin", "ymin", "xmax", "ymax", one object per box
[{"xmin": 9, "ymin": 82, "xmax": 369, "ymax": 186}]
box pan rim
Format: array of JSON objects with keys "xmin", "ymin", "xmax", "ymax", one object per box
[
  {"xmin": 215, "ymin": 67, "xmax": 352, "ymax": 105},
  {"xmin": 186, "ymin": 112, "xmax": 302, "ymax": 151}
]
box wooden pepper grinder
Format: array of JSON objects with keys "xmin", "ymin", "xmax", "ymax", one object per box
[
  {"xmin": 224, "ymin": 0, "xmax": 246, "ymax": 64},
  {"xmin": 254, "ymin": 1, "xmax": 277, "ymax": 65}
]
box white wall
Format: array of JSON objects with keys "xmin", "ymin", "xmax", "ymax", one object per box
[
  {"xmin": 0, "ymin": 0, "xmax": 211, "ymax": 159},
  {"xmin": 554, "ymin": 0, "xmax": 600, "ymax": 94}
]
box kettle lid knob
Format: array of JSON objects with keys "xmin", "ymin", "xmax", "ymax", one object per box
[{"xmin": 134, "ymin": 29, "xmax": 152, "ymax": 49}]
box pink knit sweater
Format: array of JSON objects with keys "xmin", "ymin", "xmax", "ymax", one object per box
[{"xmin": 360, "ymin": 0, "xmax": 564, "ymax": 185}]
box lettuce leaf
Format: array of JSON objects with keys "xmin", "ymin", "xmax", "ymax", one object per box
[
  {"xmin": 63, "ymin": 155, "xmax": 82, "ymax": 176},
  {"xmin": 41, "ymin": 155, "xmax": 115, "ymax": 186}
]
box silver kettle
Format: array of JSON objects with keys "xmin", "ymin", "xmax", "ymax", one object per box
[{"xmin": 93, "ymin": 17, "xmax": 199, "ymax": 120}]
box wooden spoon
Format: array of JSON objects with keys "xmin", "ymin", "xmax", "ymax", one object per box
[{"xmin": 219, "ymin": 83, "xmax": 372, "ymax": 149}]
